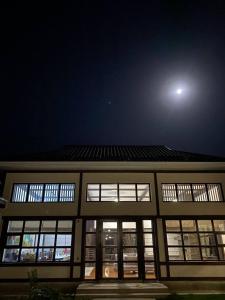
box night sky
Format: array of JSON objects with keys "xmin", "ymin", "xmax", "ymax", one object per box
[{"xmin": 1, "ymin": 1, "xmax": 225, "ymax": 158}]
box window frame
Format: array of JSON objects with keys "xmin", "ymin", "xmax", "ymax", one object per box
[
  {"xmin": 0, "ymin": 218, "xmax": 75, "ymax": 265},
  {"xmin": 164, "ymin": 218, "xmax": 225, "ymax": 262},
  {"xmin": 11, "ymin": 183, "xmax": 76, "ymax": 203},
  {"xmin": 86, "ymin": 183, "xmax": 151, "ymax": 202},
  {"xmin": 162, "ymin": 183, "xmax": 224, "ymax": 202}
]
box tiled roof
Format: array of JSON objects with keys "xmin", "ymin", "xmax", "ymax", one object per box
[{"xmin": 2, "ymin": 145, "xmax": 225, "ymax": 162}]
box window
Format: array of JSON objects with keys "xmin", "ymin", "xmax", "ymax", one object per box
[
  {"xmin": 162, "ymin": 184, "xmax": 223, "ymax": 202},
  {"xmin": 2, "ymin": 219, "xmax": 73, "ymax": 263},
  {"xmin": 87, "ymin": 184, "xmax": 151, "ymax": 202},
  {"xmin": 11, "ymin": 184, "xmax": 75, "ymax": 202},
  {"xmin": 165, "ymin": 219, "xmax": 225, "ymax": 261}
]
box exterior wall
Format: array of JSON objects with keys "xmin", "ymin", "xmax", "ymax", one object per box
[
  {"xmin": 0, "ymin": 167, "xmax": 225, "ymax": 281},
  {"xmin": 158, "ymin": 173, "xmax": 225, "ymax": 215},
  {"xmin": 81, "ymin": 173, "xmax": 156, "ymax": 216},
  {"xmin": 2, "ymin": 173, "xmax": 80, "ymax": 217}
]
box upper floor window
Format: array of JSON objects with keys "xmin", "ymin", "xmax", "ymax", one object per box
[
  {"xmin": 11, "ymin": 183, "xmax": 75, "ymax": 203},
  {"xmin": 2, "ymin": 219, "xmax": 73, "ymax": 263},
  {"xmin": 162, "ymin": 183, "xmax": 223, "ymax": 202},
  {"xmin": 87, "ymin": 184, "xmax": 151, "ymax": 202}
]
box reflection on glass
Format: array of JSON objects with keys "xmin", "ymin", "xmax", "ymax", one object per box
[
  {"xmin": 202, "ymin": 247, "xmax": 218, "ymax": 260},
  {"xmin": 39, "ymin": 234, "xmax": 55, "ymax": 247},
  {"xmin": 214, "ymin": 220, "xmax": 225, "ymax": 231},
  {"xmin": 144, "ymin": 247, "xmax": 154, "ymax": 260},
  {"xmin": 185, "ymin": 247, "xmax": 201, "ymax": 260},
  {"xmin": 102, "ymin": 262, "xmax": 118, "ymax": 278},
  {"xmin": 22, "ymin": 234, "xmax": 38, "ymax": 247},
  {"xmin": 85, "ymin": 262, "xmax": 96, "ymax": 279},
  {"xmin": 217, "ymin": 234, "xmax": 225, "ymax": 245},
  {"xmin": 177, "ymin": 184, "xmax": 192, "ymax": 202},
  {"xmin": 7, "ymin": 221, "xmax": 23, "ymax": 233},
  {"xmin": 181, "ymin": 220, "xmax": 196, "ymax": 232},
  {"xmin": 56, "ymin": 234, "xmax": 72, "ymax": 246},
  {"xmin": 208, "ymin": 184, "xmax": 222, "ymax": 202},
  {"xmin": 86, "ymin": 234, "xmax": 96, "ymax": 246},
  {"xmin": 143, "ymin": 220, "xmax": 152, "ymax": 232},
  {"xmin": 218, "ymin": 247, "xmax": 225, "ymax": 260},
  {"xmin": 167, "ymin": 233, "xmax": 182, "ymax": 246},
  {"xmin": 103, "ymin": 247, "xmax": 118, "ymax": 261},
  {"xmin": 86, "ymin": 220, "xmax": 96, "ymax": 232},
  {"xmin": 166, "ymin": 220, "xmax": 180, "ymax": 231},
  {"xmin": 168, "ymin": 247, "xmax": 184, "ymax": 260},
  {"xmin": 38, "ymin": 248, "xmax": 54, "ymax": 261},
  {"xmin": 123, "ymin": 248, "xmax": 137, "ymax": 260},
  {"xmin": 123, "ymin": 233, "xmax": 137, "ymax": 246},
  {"xmin": 6, "ymin": 235, "xmax": 20, "ymax": 246},
  {"xmin": 85, "ymin": 248, "xmax": 96, "ymax": 261},
  {"xmin": 55, "ymin": 248, "xmax": 71, "ymax": 261},
  {"xmin": 199, "ymin": 233, "xmax": 216, "ymax": 246},
  {"xmin": 192, "ymin": 184, "xmax": 208, "ymax": 202},
  {"xmin": 41, "ymin": 221, "xmax": 56, "ymax": 232},
  {"xmin": 58, "ymin": 221, "xmax": 73, "ymax": 232},
  {"xmin": 103, "ymin": 222, "xmax": 117, "ymax": 232},
  {"xmin": 20, "ymin": 248, "xmax": 36, "ymax": 262},
  {"xmin": 103, "ymin": 233, "xmax": 117, "ymax": 246},
  {"xmin": 183, "ymin": 233, "xmax": 199, "ymax": 246},
  {"xmin": 24, "ymin": 221, "xmax": 40, "ymax": 232},
  {"xmin": 2, "ymin": 249, "xmax": 19, "ymax": 262},
  {"xmin": 123, "ymin": 263, "xmax": 138, "ymax": 278},
  {"xmin": 197, "ymin": 220, "xmax": 213, "ymax": 231},
  {"xmin": 145, "ymin": 262, "xmax": 156, "ymax": 279},
  {"xmin": 144, "ymin": 233, "xmax": 153, "ymax": 246}
]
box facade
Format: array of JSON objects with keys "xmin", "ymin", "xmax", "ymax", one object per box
[{"xmin": 0, "ymin": 145, "xmax": 225, "ymax": 282}]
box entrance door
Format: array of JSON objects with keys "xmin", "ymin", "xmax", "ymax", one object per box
[{"xmin": 84, "ymin": 219, "xmax": 156, "ymax": 280}]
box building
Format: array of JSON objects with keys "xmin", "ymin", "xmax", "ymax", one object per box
[{"xmin": 0, "ymin": 145, "xmax": 225, "ymax": 283}]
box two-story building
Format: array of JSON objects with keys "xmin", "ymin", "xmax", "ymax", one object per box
[{"xmin": 0, "ymin": 145, "xmax": 225, "ymax": 283}]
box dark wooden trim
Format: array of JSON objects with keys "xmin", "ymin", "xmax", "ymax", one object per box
[
  {"xmin": 153, "ymin": 173, "xmax": 160, "ymax": 216},
  {"xmin": 77, "ymin": 173, "xmax": 83, "ymax": 216}
]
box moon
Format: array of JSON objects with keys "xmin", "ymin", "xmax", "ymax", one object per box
[{"xmin": 176, "ymin": 88, "xmax": 183, "ymax": 95}]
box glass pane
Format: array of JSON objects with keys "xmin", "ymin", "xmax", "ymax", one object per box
[
  {"xmin": 214, "ymin": 220, "xmax": 225, "ymax": 231},
  {"xmin": 119, "ymin": 184, "xmax": 135, "ymax": 190},
  {"xmin": 22, "ymin": 234, "xmax": 39, "ymax": 247},
  {"xmin": 143, "ymin": 220, "xmax": 152, "ymax": 232},
  {"xmin": 6, "ymin": 235, "xmax": 20, "ymax": 246},
  {"xmin": 28, "ymin": 184, "xmax": 44, "ymax": 202},
  {"xmin": 85, "ymin": 248, "xmax": 96, "ymax": 261},
  {"xmin": 101, "ymin": 190, "xmax": 117, "ymax": 197},
  {"xmin": 56, "ymin": 234, "xmax": 72, "ymax": 246},
  {"xmin": 202, "ymin": 247, "xmax": 218, "ymax": 260},
  {"xmin": 20, "ymin": 249, "xmax": 36, "ymax": 262},
  {"xmin": 177, "ymin": 184, "xmax": 192, "ymax": 202},
  {"xmin": 86, "ymin": 220, "xmax": 96, "ymax": 232},
  {"xmin": 41, "ymin": 221, "xmax": 56, "ymax": 232},
  {"xmin": 101, "ymin": 184, "xmax": 117, "ymax": 190},
  {"xmin": 123, "ymin": 233, "xmax": 137, "ymax": 246},
  {"xmin": 119, "ymin": 197, "xmax": 136, "ymax": 202},
  {"xmin": 87, "ymin": 184, "xmax": 99, "ymax": 189},
  {"xmin": 217, "ymin": 234, "xmax": 225, "ymax": 245},
  {"xmin": 167, "ymin": 233, "xmax": 182, "ymax": 246},
  {"xmin": 103, "ymin": 233, "xmax": 117, "ymax": 246},
  {"xmin": 185, "ymin": 247, "xmax": 201, "ymax": 260},
  {"xmin": 183, "ymin": 233, "xmax": 199, "ymax": 246},
  {"xmin": 198, "ymin": 220, "xmax": 213, "ymax": 231},
  {"xmin": 137, "ymin": 184, "xmax": 150, "ymax": 201},
  {"xmin": 162, "ymin": 184, "xmax": 177, "ymax": 202},
  {"xmin": 39, "ymin": 234, "xmax": 55, "ymax": 247},
  {"xmin": 207, "ymin": 184, "xmax": 223, "ymax": 202},
  {"xmin": 192, "ymin": 184, "xmax": 208, "ymax": 202},
  {"xmin": 119, "ymin": 190, "xmax": 136, "ymax": 197},
  {"xmin": 168, "ymin": 247, "xmax": 184, "ymax": 260},
  {"xmin": 123, "ymin": 263, "xmax": 138, "ymax": 278},
  {"xmin": 181, "ymin": 220, "xmax": 196, "ymax": 231},
  {"xmin": 165, "ymin": 220, "xmax": 180, "ymax": 232},
  {"xmin": 87, "ymin": 190, "xmax": 99, "ymax": 201},
  {"xmin": 85, "ymin": 263, "xmax": 96, "ymax": 279},
  {"xmin": 218, "ymin": 247, "xmax": 225, "ymax": 260},
  {"xmin": 122, "ymin": 222, "xmax": 136, "ymax": 232},
  {"xmin": 44, "ymin": 184, "xmax": 59, "ymax": 202},
  {"xmin": 123, "ymin": 248, "xmax": 138, "ymax": 261},
  {"xmin": 101, "ymin": 197, "xmax": 118, "ymax": 202},
  {"xmin": 2, "ymin": 249, "xmax": 19, "ymax": 262},
  {"xmin": 58, "ymin": 221, "xmax": 73, "ymax": 232},
  {"xmin": 8, "ymin": 221, "xmax": 23, "ymax": 233},
  {"xmin": 103, "ymin": 222, "xmax": 117, "ymax": 232},
  {"xmin": 55, "ymin": 248, "xmax": 71, "ymax": 261},
  {"xmin": 86, "ymin": 234, "xmax": 96, "ymax": 246},
  {"xmin": 12, "ymin": 184, "xmax": 28, "ymax": 202},
  {"xmin": 144, "ymin": 247, "xmax": 154, "ymax": 260},
  {"xmin": 145, "ymin": 262, "xmax": 155, "ymax": 279},
  {"xmin": 60, "ymin": 184, "xmax": 75, "ymax": 202},
  {"xmin": 102, "ymin": 262, "xmax": 118, "ymax": 278},
  {"xmin": 143, "ymin": 233, "xmax": 153, "ymax": 246},
  {"xmin": 103, "ymin": 247, "xmax": 118, "ymax": 261},
  {"xmin": 24, "ymin": 221, "xmax": 40, "ymax": 232},
  {"xmin": 38, "ymin": 248, "xmax": 54, "ymax": 261},
  {"xmin": 199, "ymin": 233, "xmax": 216, "ymax": 246}
]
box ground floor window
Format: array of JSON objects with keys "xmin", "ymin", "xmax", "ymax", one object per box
[
  {"xmin": 165, "ymin": 219, "xmax": 225, "ymax": 261},
  {"xmin": 1, "ymin": 219, "xmax": 73, "ymax": 263},
  {"xmin": 84, "ymin": 219, "xmax": 156, "ymax": 280}
]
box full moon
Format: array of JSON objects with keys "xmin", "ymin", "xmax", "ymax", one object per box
[{"xmin": 176, "ymin": 88, "xmax": 183, "ymax": 95}]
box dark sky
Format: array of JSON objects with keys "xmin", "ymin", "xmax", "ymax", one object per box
[{"xmin": 1, "ymin": 1, "xmax": 225, "ymax": 158}]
